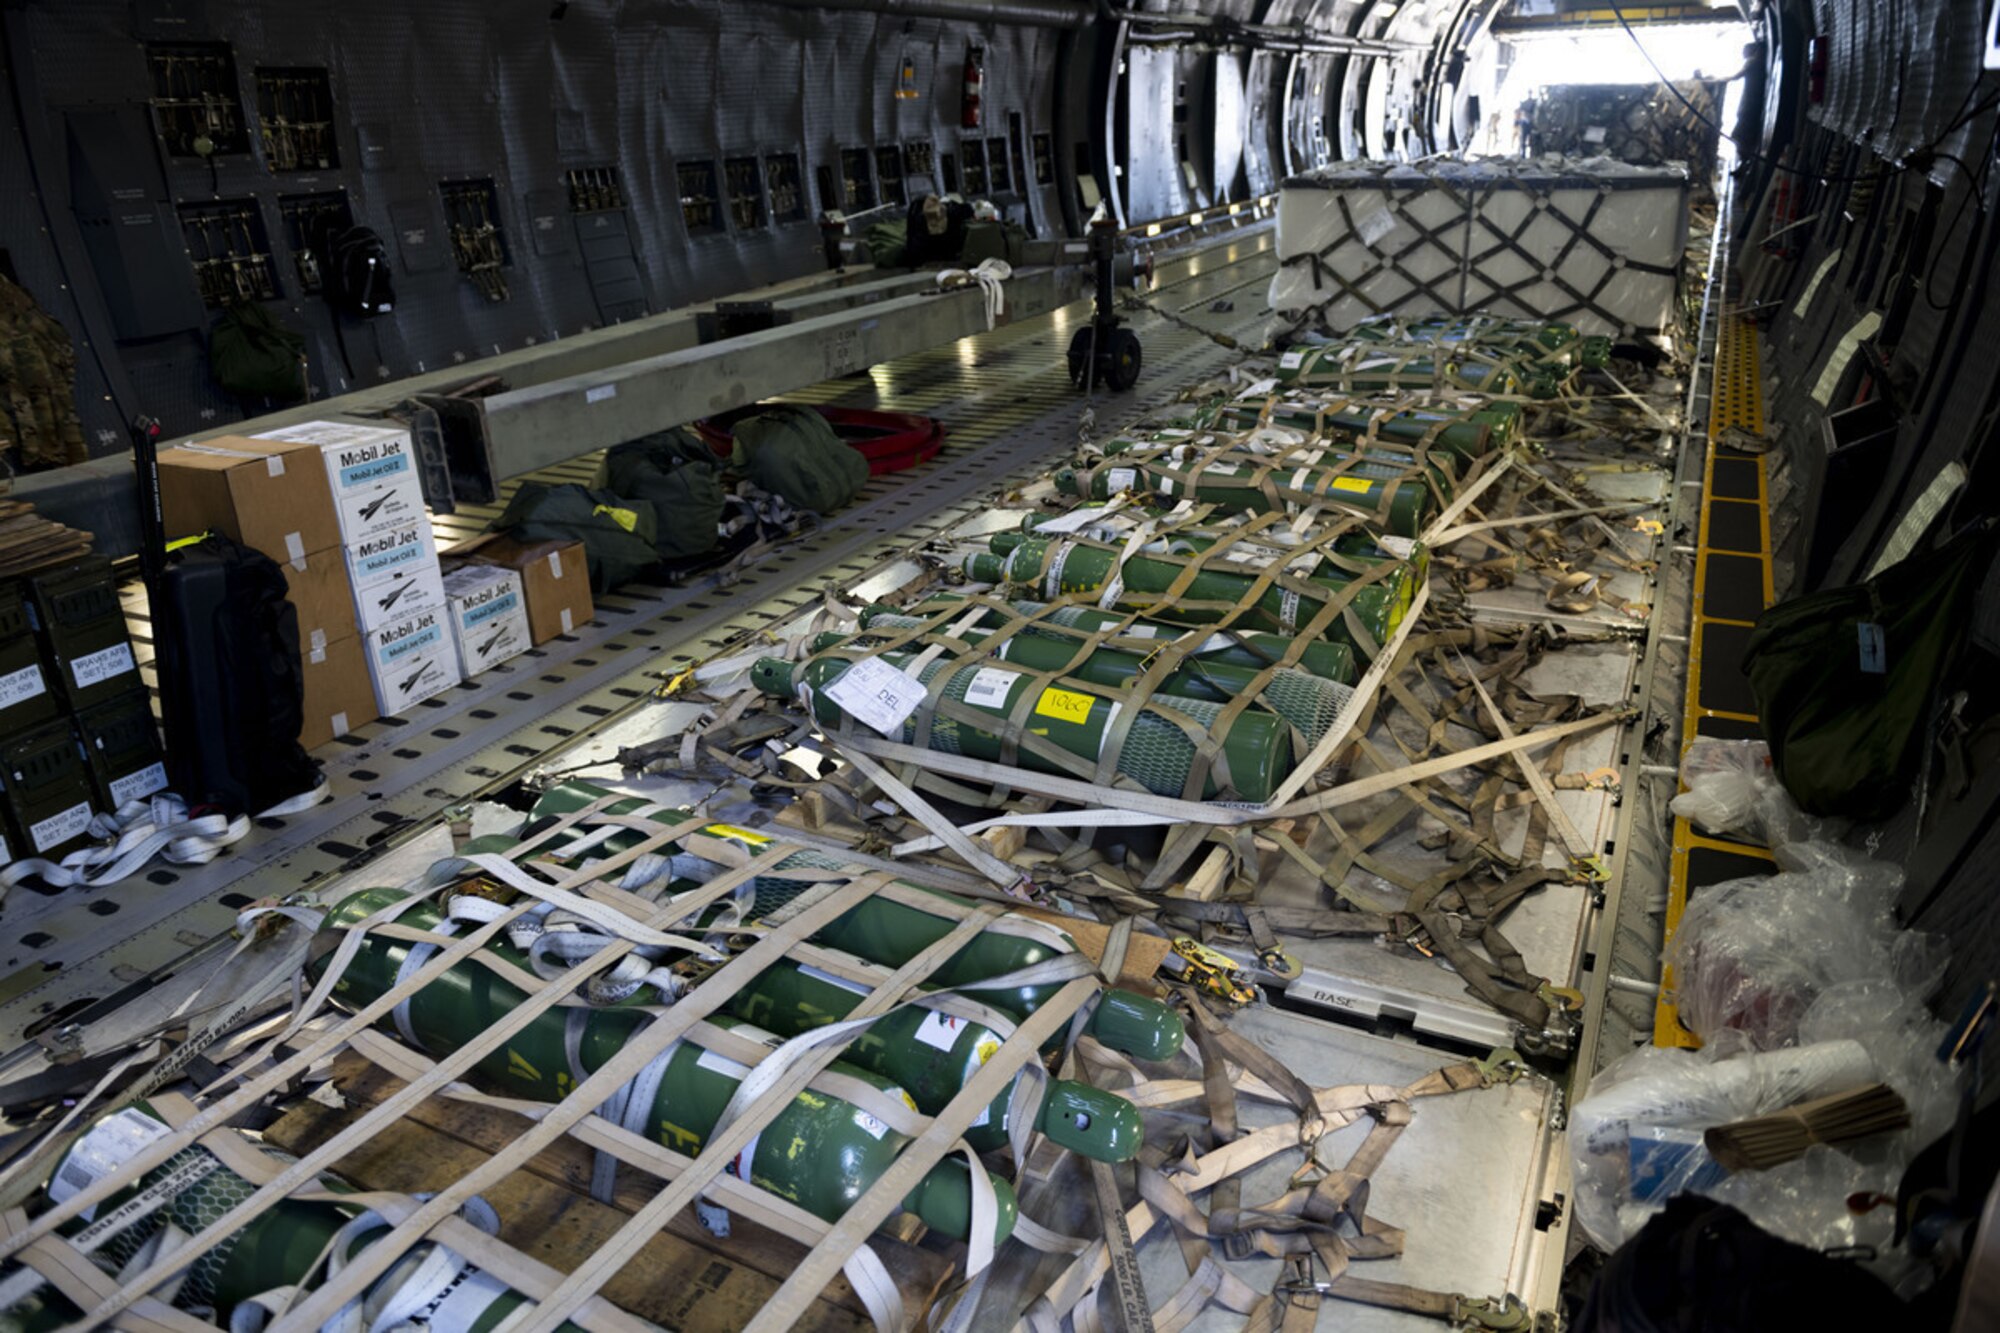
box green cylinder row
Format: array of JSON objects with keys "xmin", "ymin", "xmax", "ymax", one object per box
[
  {"xmin": 824, "ymin": 620, "xmax": 1348, "ymax": 744},
  {"xmin": 756, "ymin": 645, "xmax": 1292, "ymax": 802},
  {"xmin": 962, "ymin": 532, "xmax": 1419, "ymax": 651},
  {"xmin": 1053, "ymin": 454, "xmax": 1435, "ymax": 537},
  {"xmin": 514, "ymin": 784, "xmax": 1182, "ymax": 1155},
  {"xmin": 312, "ymin": 887, "xmax": 1019, "ymax": 1245},
  {"xmin": 866, "ymin": 595, "xmax": 1358, "ymax": 685}
]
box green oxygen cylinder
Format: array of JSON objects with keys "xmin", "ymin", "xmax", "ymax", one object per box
[
  {"xmin": 1207, "ymin": 398, "xmax": 1521, "ymax": 453},
  {"xmin": 1053, "ymin": 456, "xmax": 1435, "ymax": 537},
  {"xmin": 311, "ymin": 888, "xmax": 1017, "ymax": 1245},
  {"xmin": 818, "ymin": 623, "xmax": 1350, "ymax": 744},
  {"xmin": 727, "ymin": 956, "xmax": 1141, "ymax": 1160},
  {"xmin": 1347, "ymin": 314, "xmax": 1607, "ymax": 371},
  {"xmin": 1275, "ymin": 342, "xmax": 1550, "ymax": 398},
  {"xmin": 962, "ymin": 532, "xmax": 1418, "ymax": 649},
  {"xmin": 864, "ymin": 596, "xmax": 1357, "ymax": 684},
  {"xmin": 515, "ymin": 784, "xmax": 1185, "ymax": 1067},
  {"xmin": 19, "ymin": 1105, "xmax": 588, "ymax": 1333},
  {"xmin": 757, "ymin": 645, "xmax": 1291, "ymax": 802}
]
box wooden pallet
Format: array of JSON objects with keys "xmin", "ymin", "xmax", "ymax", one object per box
[
  {"xmin": 0, "ymin": 499, "xmax": 92, "ymax": 577},
  {"xmin": 265, "ymin": 1053, "xmax": 951, "ymax": 1332}
]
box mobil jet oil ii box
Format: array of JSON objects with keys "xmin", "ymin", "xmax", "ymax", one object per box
[
  {"xmin": 363, "ymin": 605, "xmax": 462, "ymax": 716},
  {"xmin": 345, "ymin": 520, "xmax": 446, "ymax": 632},
  {"xmin": 442, "ymin": 566, "xmax": 530, "ymax": 678},
  {"xmin": 252, "ymin": 419, "xmax": 427, "ymax": 546}
]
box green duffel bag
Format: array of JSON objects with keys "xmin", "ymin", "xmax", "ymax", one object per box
[
  {"xmin": 594, "ymin": 427, "xmax": 726, "ymax": 561},
  {"xmin": 733, "ymin": 405, "xmax": 869, "ymax": 514},
  {"xmin": 210, "ymin": 302, "xmax": 307, "ymax": 402},
  {"xmin": 491, "ymin": 482, "xmax": 661, "ymax": 593},
  {"xmin": 959, "ymin": 220, "xmax": 1027, "ymax": 267},
  {"xmin": 1743, "ymin": 520, "xmax": 1997, "ymax": 819},
  {"xmin": 864, "ymin": 220, "xmax": 908, "ymax": 268}
]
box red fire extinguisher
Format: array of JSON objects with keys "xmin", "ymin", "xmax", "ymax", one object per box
[{"xmin": 962, "ymin": 45, "xmax": 985, "ymax": 130}]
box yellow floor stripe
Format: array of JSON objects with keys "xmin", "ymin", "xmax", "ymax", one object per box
[{"xmin": 1655, "ymin": 309, "xmax": 1777, "ymax": 1047}]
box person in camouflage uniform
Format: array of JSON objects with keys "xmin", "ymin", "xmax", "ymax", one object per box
[{"xmin": 0, "ymin": 274, "xmax": 87, "ymax": 471}]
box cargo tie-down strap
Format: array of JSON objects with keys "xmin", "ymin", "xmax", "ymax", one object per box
[
  {"xmin": 997, "ymin": 999, "xmax": 1517, "ymax": 1333},
  {"xmin": 1276, "ymin": 166, "xmax": 1683, "ymax": 338},
  {"xmin": 0, "ymin": 780, "xmax": 329, "ymax": 895},
  {"xmin": 0, "ymin": 787, "xmax": 1137, "ymax": 1333}
]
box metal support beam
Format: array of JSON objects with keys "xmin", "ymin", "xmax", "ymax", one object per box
[{"xmin": 479, "ymin": 256, "xmax": 1091, "ymax": 479}]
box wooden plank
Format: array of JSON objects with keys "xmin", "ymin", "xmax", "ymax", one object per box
[
  {"xmin": 1014, "ymin": 907, "xmax": 1171, "ymax": 991},
  {"xmin": 263, "ymin": 1054, "xmax": 948, "ymax": 1331}
]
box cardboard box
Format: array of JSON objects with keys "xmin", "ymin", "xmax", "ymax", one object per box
[
  {"xmin": 363, "ymin": 606, "xmax": 463, "ymax": 715},
  {"xmin": 345, "ymin": 519, "xmax": 440, "ymax": 592},
  {"xmin": 442, "ymin": 566, "xmax": 531, "ymax": 677},
  {"xmin": 252, "ymin": 418, "xmax": 422, "ymax": 505},
  {"xmin": 350, "ymin": 557, "xmax": 447, "ymax": 635},
  {"xmin": 299, "ymin": 635, "xmax": 378, "ymax": 750},
  {"xmin": 279, "ymin": 548, "xmax": 360, "ymax": 658},
  {"xmin": 452, "ymin": 534, "xmax": 593, "ymax": 644},
  {"xmin": 157, "ymin": 435, "xmax": 341, "ymax": 564}
]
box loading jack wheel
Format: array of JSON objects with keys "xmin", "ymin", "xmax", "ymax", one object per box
[{"xmin": 1067, "ymin": 325, "xmax": 1143, "ymax": 392}]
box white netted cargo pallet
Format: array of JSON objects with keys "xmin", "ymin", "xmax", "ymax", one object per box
[{"xmin": 1268, "ymin": 156, "xmax": 1690, "ymax": 338}]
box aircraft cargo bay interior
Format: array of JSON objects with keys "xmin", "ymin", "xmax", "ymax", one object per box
[{"xmin": 0, "ymin": 2, "xmax": 1996, "ymax": 1330}]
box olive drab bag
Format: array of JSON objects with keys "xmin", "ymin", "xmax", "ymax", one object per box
[
  {"xmin": 593, "ymin": 427, "xmax": 725, "ymax": 562},
  {"xmin": 1742, "ymin": 520, "xmax": 1997, "ymax": 820},
  {"xmin": 491, "ymin": 482, "xmax": 661, "ymax": 593},
  {"xmin": 732, "ymin": 405, "xmax": 869, "ymax": 514},
  {"xmin": 209, "ymin": 302, "xmax": 308, "ymax": 402}
]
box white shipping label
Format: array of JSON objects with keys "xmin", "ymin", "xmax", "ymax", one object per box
[
  {"xmin": 0, "ymin": 663, "xmax": 48, "ymax": 709},
  {"xmin": 110, "ymin": 762, "xmax": 169, "ymax": 807},
  {"xmin": 963, "ymin": 666, "xmax": 1020, "ymax": 711},
  {"xmin": 823, "ymin": 655, "xmax": 928, "ymax": 736},
  {"xmin": 1355, "ymin": 207, "xmax": 1398, "ymax": 247},
  {"xmin": 32, "ymin": 801, "xmax": 92, "ymax": 853},
  {"xmin": 971, "ymin": 1103, "xmax": 991, "ymax": 1128},
  {"xmin": 1105, "ymin": 466, "xmax": 1139, "ymax": 493},
  {"xmin": 1583, "ymin": 125, "xmax": 1608, "ymax": 144},
  {"xmin": 49, "ymin": 1108, "xmax": 171, "ymax": 1214},
  {"xmin": 547, "ymin": 550, "xmax": 564, "ymax": 579},
  {"xmin": 585, "ymin": 384, "xmax": 618, "ymax": 404},
  {"xmin": 1278, "ymin": 350, "xmax": 1305, "ymax": 370},
  {"xmin": 69, "ymin": 643, "xmax": 137, "ymax": 690},
  {"xmin": 695, "ymin": 1047, "xmax": 752, "ymax": 1080},
  {"xmin": 913, "ymin": 1009, "xmax": 967, "ymax": 1052},
  {"xmin": 1377, "ymin": 535, "xmax": 1417, "ymax": 559},
  {"xmin": 855, "ymin": 1112, "xmax": 889, "ymax": 1140}
]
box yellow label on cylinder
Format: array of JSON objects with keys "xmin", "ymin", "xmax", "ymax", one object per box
[
  {"xmin": 1330, "ymin": 476, "xmax": 1373, "ymax": 493},
  {"xmin": 704, "ymin": 823, "xmax": 770, "ymax": 844},
  {"xmin": 1034, "ymin": 687, "xmax": 1096, "ymax": 725}
]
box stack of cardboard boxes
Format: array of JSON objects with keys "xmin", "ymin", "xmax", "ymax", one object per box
[
  {"xmin": 150, "ymin": 417, "xmax": 592, "ymax": 754},
  {"xmin": 250, "ymin": 420, "xmax": 463, "ymax": 727},
  {"xmin": 0, "ymin": 560, "xmax": 160, "ymax": 863}
]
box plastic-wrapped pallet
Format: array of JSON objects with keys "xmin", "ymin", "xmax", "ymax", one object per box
[{"xmin": 1269, "ymin": 156, "xmax": 1690, "ymax": 338}]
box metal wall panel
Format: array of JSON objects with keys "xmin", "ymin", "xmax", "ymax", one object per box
[{"xmin": 0, "ymin": 0, "xmax": 1071, "ymax": 453}]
